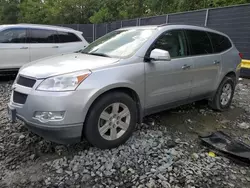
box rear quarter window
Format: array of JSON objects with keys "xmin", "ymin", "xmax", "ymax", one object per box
[
  {"xmin": 57, "ymin": 31, "xmax": 81, "ymax": 43},
  {"xmin": 208, "ymin": 32, "xmax": 232, "ymax": 53}
]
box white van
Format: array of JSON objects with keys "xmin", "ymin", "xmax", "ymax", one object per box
[{"xmin": 0, "ymin": 24, "xmax": 89, "ymax": 72}]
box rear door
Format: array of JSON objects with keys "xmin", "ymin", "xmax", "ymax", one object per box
[
  {"xmin": 56, "ymin": 31, "xmax": 86, "ymax": 53},
  {"xmin": 28, "ymin": 28, "xmax": 59, "ymax": 62},
  {"xmin": 0, "ymin": 28, "xmax": 29, "ymax": 69},
  {"xmin": 208, "ymin": 32, "xmax": 233, "ymax": 85},
  {"xmin": 185, "ymin": 29, "xmax": 221, "ymax": 98}
]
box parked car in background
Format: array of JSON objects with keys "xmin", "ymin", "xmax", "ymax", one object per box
[
  {"xmin": 8, "ymin": 24, "xmax": 241, "ymax": 149},
  {"xmin": 0, "ymin": 24, "xmax": 88, "ymax": 72}
]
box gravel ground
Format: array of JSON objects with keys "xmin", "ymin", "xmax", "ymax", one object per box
[{"xmin": 0, "ymin": 77, "xmax": 250, "ymax": 188}]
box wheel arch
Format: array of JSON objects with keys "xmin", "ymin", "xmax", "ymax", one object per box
[
  {"xmin": 224, "ymin": 71, "xmax": 236, "ymax": 83},
  {"xmin": 83, "ymin": 85, "xmax": 143, "ymax": 126},
  {"xmin": 212, "ymin": 70, "xmax": 237, "ymax": 100},
  {"xmin": 209, "ymin": 71, "xmax": 236, "ymax": 111}
]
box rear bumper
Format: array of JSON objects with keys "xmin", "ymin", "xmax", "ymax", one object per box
[{"xmin": 17, "ymin": 114, "xmax": 82, "ymax": 144}]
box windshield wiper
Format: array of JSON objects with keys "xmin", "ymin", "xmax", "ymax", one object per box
[
  {"xmin": 75, "ymin": 49, "xmax": 82, "ymax": 53},
  {"xmin": 87, "ymin": 52, "xmax": 110, "ymax": 58}
]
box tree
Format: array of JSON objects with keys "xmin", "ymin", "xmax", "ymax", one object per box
[
  {"xmin": 212, "ymin": 0, "xmax": 250, "ymax": 7},
  {"xmin": 0, "ymin": 0, "xmax": 20, "ymax": 24},
  {"xmin": 18, "ymin": 0, "xmax": 47, "ymax": 24},
  {"xmin": 90, "ymin": 0, "xmax": 125, "ymax": 23},
  {"xmin": 0, "ymin": 0, "xmax": 249, "ymax": 24},
  {"xmin": 42, "ymin": 0, "xmax": 100, "ymax": 24}
]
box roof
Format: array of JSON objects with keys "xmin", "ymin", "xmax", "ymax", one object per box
[
  {"xmin": 159, "ymin": 24, "xmax": 229, "ymax": 37},
  {"xmin": 118, "ymin": 25, "xmax": 159, "ymax": 30},
  {"xmin": 0, "ymin": 24, "xmax": 81, "ymax": 33},
  {"xmin": 119, "ymin": 24, "xmax": 228, "ymax": 37}
]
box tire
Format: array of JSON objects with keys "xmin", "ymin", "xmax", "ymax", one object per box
[
  {"xmin": 83, "ymin": 92, "xmax": 137, "ymax": 149},
  {"xmin": 209, "ymin": 76, "xmax": 235, "ymax": 111}
]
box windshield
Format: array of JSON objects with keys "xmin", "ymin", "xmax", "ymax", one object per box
[{"xmin": 81, "ymin": 29, "xmax": 156, "ymax": 58}]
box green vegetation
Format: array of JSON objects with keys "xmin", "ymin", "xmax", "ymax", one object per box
[{"xmin": 0, "ymin": 0, "xmax": 249, "ymax": 24}]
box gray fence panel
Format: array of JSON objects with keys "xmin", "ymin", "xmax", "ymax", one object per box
[
  {"xmin": 96, "ymin": 23, "xmax": 106, "ymax": 39},
  {"xmin": 168, "ymin": 10, "xmax": 207, "ymax": 26},
  {"xmin": 107, "ymin": 21, "xmax": 122, "ymax": 32},
  {"xmin": 59, "ymin": 4, "xmax": 250, "ymax": 59},
  {"xmin": 207, "ymin": 5, "xmax": 250, "ymax": 59},
  {"xmin": 122, "ymin": 19, "xmax": 137, "ymax": 27},
  {"xmin": 140, "ymin": 15, "xmax": 167, "ymax": 26},
  {"xmin": 78, "ymin": 24, "xmax": 93, "ymax": 43}
]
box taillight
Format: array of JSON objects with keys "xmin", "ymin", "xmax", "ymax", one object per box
[{"xmin": 239, "ymin": 52, "xmax": 243, "ymax": 59}]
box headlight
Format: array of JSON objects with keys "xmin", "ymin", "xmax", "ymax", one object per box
[{"xmin": 37, "ymin": 70, "xmax": 91, "ymax": 91}]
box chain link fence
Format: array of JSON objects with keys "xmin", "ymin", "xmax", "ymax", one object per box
[{"xmin": 58, "ymin": 3, "xmax": 250, "ymax": 59}]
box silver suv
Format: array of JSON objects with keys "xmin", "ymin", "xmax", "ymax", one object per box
[{"xmin": 8, "ymin": 24, "xmax": 241, "ymax": 149}]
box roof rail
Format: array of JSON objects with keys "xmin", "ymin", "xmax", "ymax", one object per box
[
  {"xmin": 17, "ymin": 23, "xmax": 75, "ymax": 30},
  {"xmin": 158, "ymin": 23, "xmax": 208, "ymax": 28}
]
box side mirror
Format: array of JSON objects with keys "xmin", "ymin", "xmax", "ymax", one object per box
[{"xmin": 150, "ymin": 49, "xmax": 171, "ymax": 61}]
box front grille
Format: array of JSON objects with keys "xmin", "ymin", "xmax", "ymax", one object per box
[
  {"xmin": 13, "ymin": 91, "xmax": 28, "ymax": 104},
  {"xmin": 17, "ymin": 75, "xmax": 36, "ymax": 88}
]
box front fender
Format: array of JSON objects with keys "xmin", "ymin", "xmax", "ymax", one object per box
[{"xmin": 81, "ymin": 83, "xmax": 142, "ymax": 123}]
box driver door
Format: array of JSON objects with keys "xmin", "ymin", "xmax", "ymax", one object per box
[{"xmin": 145, "ymin": 29, "xmax": 193, "ymax": 112}]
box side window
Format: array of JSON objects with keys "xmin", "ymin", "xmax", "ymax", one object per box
[
  {"xmin": 0, "ymin": 28, "xmax": 26, "ymax": 43},
  {"xmin": 208, "ymin": 32, "xmax": 232, "ymax": 53},
  {"xmin": 28, "ymin": 29, "xmax": 57, "ymax": 43},
  {"xmin": 57, "ymin": 31, "xmax": 81, "ymax": 43},
  {"xmin": 186, "ymin": 30, "xmax": 213, "ymax": 55},
  {"xmin": 152, "ymin": 30, "xmax": 188, "ymax": 58}
]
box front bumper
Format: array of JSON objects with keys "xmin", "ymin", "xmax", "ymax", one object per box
[
  {"xmin": 8, "ymin": 102, "xmax": 83, "ymax": 144},
  {"xmin": 8, "ymin": 79, "xmax": 92, "ymax": 144},
  {"xmin": 18, "ymin": 112, "xmax": 82, "ymax": 144}
]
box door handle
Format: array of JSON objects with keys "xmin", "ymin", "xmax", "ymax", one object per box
[
  {"xmin": 182, "ymin": 64, "xmax": 191, "ymax": 70},
  {"xmin": 52, "ymin": 46, "xmax": 59, "ymax": 48},
  {"xmin": 20, "ymin": 47, "xmax": 28, "ymax": 49},
  {"xmin": 214, "ymin": 60, "xmax": 220, "ymax": 65}
]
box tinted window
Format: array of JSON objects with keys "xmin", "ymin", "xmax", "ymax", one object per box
[
  {"xmin": 57, "ymin": 31, "xmax": 81, "ymax": 43},
  {"xmin": 208, "ymin": 32, "xmax": 232, "ymax": 53},
  {"xmin": 28, "ymin": 29, "xmax": 57, "ymax": 43},
  {"xmin": 186, "ymin": 30, "xmax": 213, "ymax": 55},
  {"xmin": 152, "ymin": 30, "xmax": 188, "ymax": 58},
  {"xmin": 0, "ymin": 28, "xmax": 26, "ymax": 43}
]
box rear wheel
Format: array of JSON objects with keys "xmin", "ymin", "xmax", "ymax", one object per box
[
  {"xmin": 209, "ymin": 76, "xmax": 235, "ymax": 111},
  {"xmin": 84, "ymin": 92, "xmax": 137, "ymax": 149}
]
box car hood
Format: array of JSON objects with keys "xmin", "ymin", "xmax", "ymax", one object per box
[{"xmin": 19, "ymin": 53, "xmax": 120, "ymax": 79}]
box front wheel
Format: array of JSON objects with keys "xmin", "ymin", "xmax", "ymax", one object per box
[
  {"xmin": 209, "ymin": 76, "xmax": 235, "ymax": 111},
  {"xmin": 83, "ymin": 92, "xmax": 137, "ymax": 149}
]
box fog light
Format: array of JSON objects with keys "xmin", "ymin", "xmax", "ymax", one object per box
[{"xmin": 34, "ymin": 111, "xmax": 65, "ymax": 123}]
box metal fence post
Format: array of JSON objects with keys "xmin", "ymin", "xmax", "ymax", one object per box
[
  {"xmin": 138, "ymin": 18, "xmax": 141, "ymax": 26},
  {"xmin": 166, "ymin": 15, "xmax": 169, "ymax": 23},
  {"xmin": 92, "ymin": 24, "xmax": 95, "ymax": 42},
  {"xmin": 106, "ymin": 23, "xmax": 108, "ymax": 34},
  {"xmin": 205, "ymin": 9, "xmax": 209, "ymax": 26},
  {"xmin": 121, "ymin": 20, "xmax": 123, "ymax": 28},
  {"xmin": 77, "ymin": 24, "xmax": 80, "ymax": 31}
]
